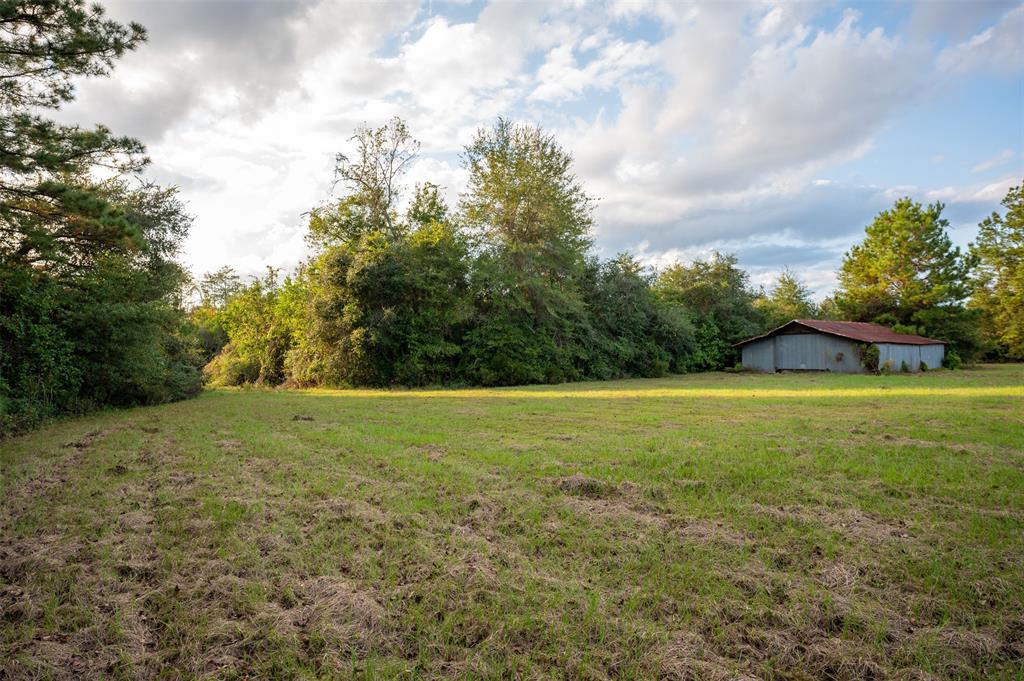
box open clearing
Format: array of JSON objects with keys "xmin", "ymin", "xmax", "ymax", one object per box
[{"xmin": 1, "ymin": 366, "xmax": 1022, "ymax": 680}]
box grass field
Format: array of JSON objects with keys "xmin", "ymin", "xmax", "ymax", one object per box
[{"xmin": 2, "ymin": 366, "xmax": 1022, "ymax": 680}]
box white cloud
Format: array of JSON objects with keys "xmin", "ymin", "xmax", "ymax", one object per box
[
  {"xmin": 49, "ymin": 0, "xmax": 1023, "ymax": 293},
  {"xmin": 560, "ymin": 3, "xmax": 930, "ymax": 273},
  {"xmin": 937, "ymin": 3, "xmax": 1024, "ymax": 73},
  {"xmin": 926, "ymin": 176, "xmax": 1020, "ymax": 203},
  {"xmin": 972, "ymin": 149, "xmax": 1016, "ymax": 173},
  {"xmin": 529, "ymin": 37, "xmax": 657, "ymax": 102}
]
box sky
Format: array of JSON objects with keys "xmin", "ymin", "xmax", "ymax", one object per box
[{"xmin": 58, "ymin": 0, "xmax": 1024, "ymax": 297}]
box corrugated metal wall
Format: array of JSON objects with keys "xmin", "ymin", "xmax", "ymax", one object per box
[
  {"xmin": 742, "ymin": 334, "xmax": 863, "ymax": 373},
  {"xmin": 742, "ymin": 339, "xmax": 775, "ymax": 372},
  {"xmin": 776, "ymin": 334, "xmax": 863, "ymax": 372},
  {"xmin": 877, "ymin": 343, "xmax": 919, "ymax": 371},
  {"xmin": 877, "ymin": 343, "xmax": 945, "ymax": 371},
  {"xmin": 919, "ymin": 344, "xmax": 945, "ymax": 369}
]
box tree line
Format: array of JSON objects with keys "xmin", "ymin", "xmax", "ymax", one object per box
[
  {"xmin": 1, "ymin": 1, "xmax": 1022, "ymax": 436},
  {"xmin": 192, "ymin": 115, "xmax": 1022, "ymax": 388},
  {"xmin": 1, "ymin": 1, "xmax": 200, "ymax": 435}
]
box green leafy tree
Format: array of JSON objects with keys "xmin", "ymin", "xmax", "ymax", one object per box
[
  {"xmin": 406, "ymin": 182, "xmax": 449, "ymax": 228},
  {"xmin": 205, "ymin": 268, "xmax": 300, "ymax": 386},
  {"xmin": 0, "ymin": 265, "xmax": 79, "ymax": 428},
  {"xmin": 834, "ymin": 198, "xmax": 979, "ymax": 358},
  {"xmin": 283, "ymin": 121, "xmax": 473, "ymax": 387},
  {"xmin": 288, "ymin": 222, "xmax": 471, "ymax": 387},
  {"xmin": 583, "ymin": 254, "xmax": 695, "ymax": 378},
  {"xmin": 460, "ymin": 118, "xmax": 593, "ymax": 268},
  {"xmin": 461, "ymin": 250, "xmax": 594, "ymax": 385},
  {"xmin": 61, "ymin": 253, "xmax": 199, "ymax": 408},
  {"xmin": 969, "ymin": 181, "xmax": 1024, "ymax": 359},
  {"xmin": 654, "ymin": 252, "xmax": 762, "ymax": 370},
  {"xmin": 186, "ymin": 266, "xmax": 244, "ymax": 362},
  {"xmin": 2, "ymin": 180, "xmax": 200, "ymax": 432},
  {"xmin": 817, "ymin": 295, "xmax": 842, "ymax": 321},
  {"xmin": 458, "ymin": 119, "xmax": 596, "ymax": 384},
  {"xmin": 59, "ymin": 181, "xmax": 199, "ymax": 407},
  {"xmin": 199, "ymin": 266, "xmax": 243, "ymax": 309},
  {"xmin": 1, "ymin": 0, "xmax": 144, "ymax": 109},
  {"xmin": 306, "ymin": 117, "xmax": 419, "ymax": 248},
  {"xmin": 755, "ymin": 268, "xmax": 819, "ymax": 330}
]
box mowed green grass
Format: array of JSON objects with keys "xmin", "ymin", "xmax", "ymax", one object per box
[{"xmin": 1, "ymin": 366, "xmax": 1023, "ymax": 680}]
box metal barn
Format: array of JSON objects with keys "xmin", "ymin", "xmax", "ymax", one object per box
[{"xmin": 736, "ymin": 320, "xmax": 945, "ymax": 373}]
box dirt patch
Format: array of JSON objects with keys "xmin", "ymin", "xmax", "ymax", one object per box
[
  {"xmin": 446, "ymin": 550, "xmax": 500, "ymax": 588},
  {"xmin": 547, "ymin": 433, "xmax": 578, "ymax": 442},
  {"xmin": 660, "ymin": 594, "xmax": 916, "ymax": 681},
  {"xmin": 62, "ymin": 427, "xmax": 121, "ymax": 452},
  {"xmin": 216, "ymin": 438, "xmax": 242, "ymax": 450},
  {"xmin": 840, "ymin": 433, "xmax": 1014, "ymax": 460},
  {"xmin": 167, "ymin": 471, "xmax": 197, "ymax": 489},
  {"xmin": 5, "ymin": 428, "xmax": 128, "ymax": 514},
  {"xmin": 455, "ymin": 406, "xmax": 486, "ymax": 416},
  {"xmin": 0, "ymin": 525, "xmax": 159, "ymax": 679},
  {"xmin": 918, "ymin": 626, "xmax": 1004, "ymax": 667},
  {"xmin": 311, "ymin": 497, "xmax": 393, "ymax": 531},
  {"xmin": 291, "ymin": 414, "xmax": 314, "ymax": 422}
]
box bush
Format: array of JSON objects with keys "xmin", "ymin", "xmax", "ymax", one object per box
[
  {"xmin": 880, "ymin": 359, "xmax": 895, "ymax": 374},
  {"xmin": 900, "ymin": 360, "xmax": 910, "ymax": 373},
  {"xmin": 920, "ymin": 361, "xmax": 928, "ymax": 372},
  {"xmin": 203, "ymin": 343, "xmax": 261, "ymax": 386},
  {"xmin": 944, "ymin": 349, "xmax": 963, "ymax": 370},
  {"xmin": 1, "ymin": 256, "xmax": 201, "ymax": 438},
  {"xmin": 859, "ymin": 344, "xmax": 880, "ymax": 373}
]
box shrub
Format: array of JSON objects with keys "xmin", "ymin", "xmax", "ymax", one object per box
[
  {"xmin": 203, "ymin": 343, "xmax": 261, "ymax": 386},
  {"xmin": 944, "ymin": 349, "xmax": 963, "ymax": 370},
  {"xmin": 859, "ymin": 344, "xmax": 880, "ymax": 373},
  {"xmin": 2, "ymin": 255, "xmax": 201, "ymax": 438},
  {"xmin": 920, "ymin": 361, "xmax": 928, "ymax": 372},
  {"xmin": 900, "ymin": 360, "xmax": 910, "ymax": 373},
  {"xmin": 880, "ymin": 359, "xmax": 895, "ymax": 374}
]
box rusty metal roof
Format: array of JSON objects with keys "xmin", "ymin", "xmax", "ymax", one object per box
[{"xmin": 735, "ymin": 319, "xmax": 947, "ymax": 347}]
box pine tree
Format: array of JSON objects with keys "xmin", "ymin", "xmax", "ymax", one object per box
[
  {"xmin": 834, "ymin": 198, "xmax": 978, "ymax": 358},
  {"xmin": 1, "ymin": 0, "xmax": 148, "ymax": 270},
  {"xmin": 1, "ymin": 1, "xmax": 201, "ymax": 434},
  {"xmin": 755, "ymin": 268, "xmax": 818, "ymax": 329},
  {"xmin": 969, "ymin": 181, "xmax": 1024, "ymax": 359}
]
